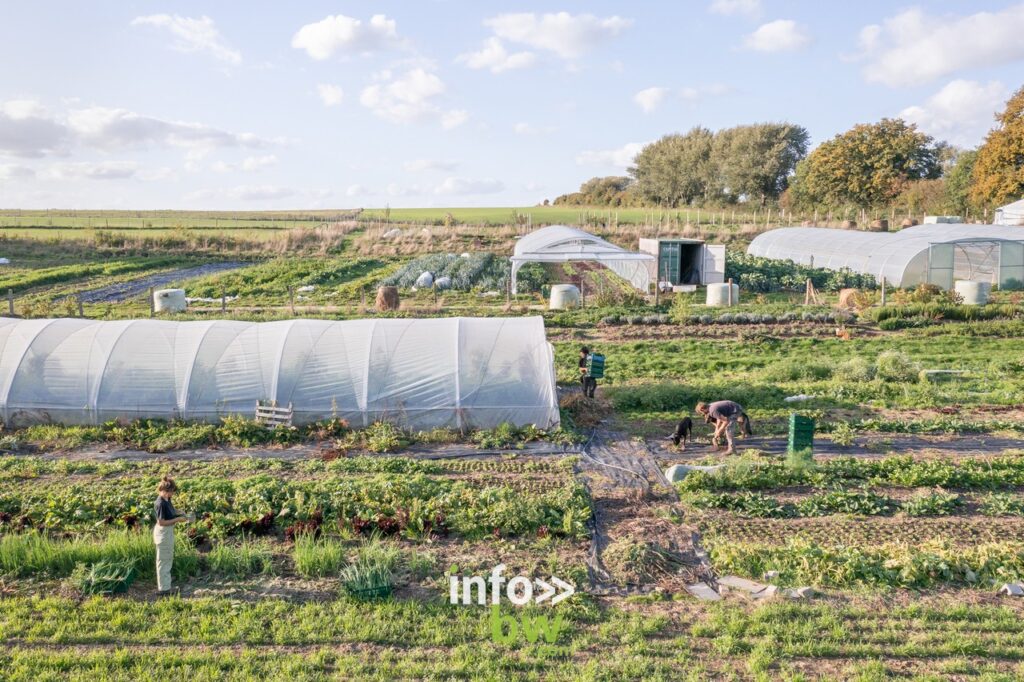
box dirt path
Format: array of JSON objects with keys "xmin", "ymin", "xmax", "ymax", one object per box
[
  {"xmin": 577, "ymin": 429, "xmax": 714, "ymax": 595},
  {"xmin": 77, "ymin": 262, "xmax": 245, "ymax": 303}
]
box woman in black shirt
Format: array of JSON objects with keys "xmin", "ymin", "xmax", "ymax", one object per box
[{"xmin": 153, "ymin": 475, "xmax": 192, "ymax": 595}]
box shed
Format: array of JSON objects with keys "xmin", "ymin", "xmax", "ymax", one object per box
[
  {"xmin": 995, "ymin": 199, "xmax": 1024, "ymax": 226},
  {"xmin": 509, "ymin": 225, "xmax": 654, "ymax": 294},
  {"xmin": 0, "ymin": 317, "xmax": 559, "ymax": 430},
  {"xmin": 638, "ymin": 238, "xmax": 725, "ymax": 286},
  {"xmin": 748, "ymin": 224, "xmax": 1024, "ymax": 289}
]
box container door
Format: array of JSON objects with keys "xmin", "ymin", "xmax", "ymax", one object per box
[
  {"xmin": 702, "ymin": 245, "xmax": 726, "ymax": 284},
  {"xmin": 927, "ymin": 243, "xmax": 954, "ymax": 289},
  {"xmin": 658, "ymin": 242, "xmax": 680, "ymax": 284},
  {"xmin": 999, "ymin": 241, "xmax": 1024, "ymax": 290}
]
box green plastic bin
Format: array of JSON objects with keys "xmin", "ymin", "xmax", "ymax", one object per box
[{"xmin": 788, "ymin": 413, "xmax": 815, "ymax": 453}]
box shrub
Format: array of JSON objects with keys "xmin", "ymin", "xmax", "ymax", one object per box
[
  {"xmin": 206, "ymin": 537, "xmax": 275, "ymax": 577},
  {"xmin": 874, "ymin": 351, "xmax": 920, "ymax": 383},
  {"xmin": 834, "ymin": 357, "xmax": 875, "ymax": 383},
  {"xmin": 902, "ymin": 490, "xmax": 961, "ymax": 517},
  {"xmin": 363, "ymin": 421, "xmax": 405, "ymax": 453}
]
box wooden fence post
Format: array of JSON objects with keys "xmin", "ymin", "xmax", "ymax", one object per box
[
  {"xmin": 77, "ymin": 295, "xmax": 84, "ymax": 318},
  {"xmin": 149, "ymin": 287, "xmax": 155, "ymax": 317},
  {"xmin": 880, "ymin": 276, "xmax": 887, "ymax": 306},
  {"xmin": 221, "ymin": 287, "xmax": 227, "ymax": 314},
  {"xmin": 289, "ymin": 286, "xmax": 296, "ymax": 315},
  {"xmin": 7, "ymin": 289, "xmax": 13, "ymax": 316},
  {"xmin": 727, "ymin": 278, "xmax": 734, "ymax": 306}
]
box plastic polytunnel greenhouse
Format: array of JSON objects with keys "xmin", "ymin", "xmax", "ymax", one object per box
[
  {"xmin": 0, "ymin": 317, "xmax": 559, "ymax": 429},
  {"xmin": 747, "ymin": 223, "xmax": 1024, "ymax": 289},
  {"xmin": 510, "ymin": 225, "xmax": 654, "ymax": 294}
]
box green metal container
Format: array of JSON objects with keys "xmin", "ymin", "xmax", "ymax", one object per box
[{"xmin": 788, "ymin": 413, "xmax": 815, "ymax": 453}]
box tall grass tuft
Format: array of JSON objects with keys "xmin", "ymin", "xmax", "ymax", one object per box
[
  {"xmin": 293, "ymin": 534, "xmax": 346, "ymax": 578},
  {"xmin": 206, "ymin": 536, "xmax": 275, "ymax": 577}
]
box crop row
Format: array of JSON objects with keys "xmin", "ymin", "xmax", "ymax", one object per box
[
  {"xmin": 676, "ymin": 454, "xmax": 1024, "ymax": 492},
  {"xmin": 707, "ymin": 537, "xmax": 1024, "ymax": 589},
  {"xmin": 0, "ymin": 473, "xmax": 591, "ymax": 540}
]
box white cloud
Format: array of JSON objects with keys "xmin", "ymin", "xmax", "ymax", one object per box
[
  {"xmin": 67, "ymin": 106, "xmax": 268, "ymax": 152},
  {"xmin": 633, "ymin": 87, "xmax": 668, "ymax": 113},
  {"xmin": 131, "ymin": 14, "xmax": 241, "ymax": 64},
  {"xmin": 858, "ymin": 6, "xmax": 1024, "ymax": 87},
  {"xmin": 434, "ymin": 176, "xmax": 504, "ymax": 195},
  {"xmin": 485, "ymin": 12, "xmax": 631, "ymax": 59},
  {"xmin": 0, "ymin": 164, "xmax": 35, "ymax": 180},
  {"xmin": 387, "ymin": 182, "xmax": 420, "ymax": 197},
  {"xmin": 43, "ymin": 161, "xmax": 139, "ymax": 180},
  {"xmin": 291, "ymin": 14, "xmax": 399, "ymax": 60},
  {"xmin": 0, "ymin": 100, "xmax": 69, "ymax": 157},
  {"xmin": 900, "ymin": 80, "xmax": 1009, "ymax": 147},
  {"xmin": 576, "ymin": 142, "xmax": 647, "ymax": 169},
  {"xmin": 317, "ymin": 84, "xmax": 344, "ymax": 107},
  {"xmin": 709, "ymin": 0, "xmax": 762, "ymax": 18},
  {"xmin": 187, "ymin": 185, "xmax": 295, "ymax": 202},
  {"xmin": 456, "ymin": 38, "xmax": 536, "ymax": 73},
  {"xmin": 359, "ymin": 68, "xmax": 446, "ymax": 124},
  {"xmin": 743, "ymin": 19, "xmax": 810, "ymax": 52},
  {"xmin": 346, "ymin": 183, "xmax": 370, "ymax": 197},
  {"xmin": 440, "ymin": 109, "xmax": 469, "ymax": 130},
  {"xmin": 513, "ymin": 122, "xmax": 556, "ymax": 135},
  {"xmin": 404, "ymin": 159, "xmax": 459, "ymax": 172}
]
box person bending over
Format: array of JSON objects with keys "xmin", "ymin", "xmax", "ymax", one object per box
[
  {"xmin": 696, "ymin": 400, "xmax": 751, "ymax": 455},
  {"xmin": 578, "ymin": 346, "xmax": 597, "ymax": 398}
]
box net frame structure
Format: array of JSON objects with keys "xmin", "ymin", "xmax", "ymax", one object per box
[
  {"xmin": 0, "ymin": 316, "xmax": 559, "ymax": 429},
  {"xmin": 747, "ymin": 223, "xmax": 1024, "ymax": 288},
  {"xmin": 509, "ymin": 225, "xmax": 654, "ymax": 294}
]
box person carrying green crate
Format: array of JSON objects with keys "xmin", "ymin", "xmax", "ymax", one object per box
[{"xmin": 697, "ymin": 400, "xmax": 752, "ymax": 455}]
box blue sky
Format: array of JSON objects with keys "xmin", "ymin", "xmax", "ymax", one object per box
[{"xmin": 0, "ymin": 1, "xmax": 1022, "ymax": 209}]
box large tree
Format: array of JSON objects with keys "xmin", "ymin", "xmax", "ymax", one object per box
[
  {"xmin": 629, "ymin": 127, "xmax": 716, "ymax": 206},
  {"xmin": 789, "ymin": 118, "xmax": 941, "ymax": 208},
  {"xmin": 943, "ymin": 149, "xmax": 978, "ymax": 215},
  {"xmin": 713, "ymin": 123, "xmax": 809, "ymax": 205},
  {"xmin": 970, "ymin": 85, "xmax": 1024, "ymax": 207}
]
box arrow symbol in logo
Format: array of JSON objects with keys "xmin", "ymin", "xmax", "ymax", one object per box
[
  {"xmin": 550, "ymin": 576, "xmax": 575, "ymax": 605},
  {"xmin": 533, "ymin": 577, "xmax": 556, "ymax": 603}
]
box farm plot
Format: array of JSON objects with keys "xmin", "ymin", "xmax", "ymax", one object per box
[{"xmin": 677, "ymin": 450, "xmax": 1024, "ymax": 590}]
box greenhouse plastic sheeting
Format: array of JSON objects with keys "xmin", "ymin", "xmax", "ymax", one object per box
[
  {"xmin": 510, "ymin": 225, "xmax": 654, "ymax": 293},
  {"xmin": 747, "ymin": 224, "xmax": 1024, "ymax": 287},
  {"xmin": 0, "ymin": 317, "xmax": 559, "ymax": 429}
]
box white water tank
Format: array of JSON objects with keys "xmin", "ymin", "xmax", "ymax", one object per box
[
  {"xmin": 706, "ymin": 283, "xmax": 739, "ymax": 307},
  {"xmin": 549, "ymin": 284, "xmax": 581, "ymax": 310},
  {"xmin": 954, "ymin": 280, "xmax": 991, "ymax": 305},
  {"xmin": 153, "ymin": 289, "xmax": 187, "ymax": 313}
]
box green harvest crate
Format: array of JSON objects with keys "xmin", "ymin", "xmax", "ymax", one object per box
[{"xmin": 788, "ymin": 414, "xmax": 815, "ymax": 453}]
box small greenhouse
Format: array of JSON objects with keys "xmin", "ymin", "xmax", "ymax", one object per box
[
  {"xmin": 747, "ymin": 223, "xmax": 1024, "ymax": 289},
  {"xmin": 0, "ymin": 317, "xmax": 559, "ymax": 429},
  {"xmin": 510, "ymin": 225, "xmax": 654, "ymax": 294},
  {"xmin": 996, "ymin": 199, "xmax": 1024, "ymax": 226}
]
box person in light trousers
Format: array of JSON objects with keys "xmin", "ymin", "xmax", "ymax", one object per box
[{"xmin": 153, "ymin": 475, "xmax": 192, "ymax": 595}]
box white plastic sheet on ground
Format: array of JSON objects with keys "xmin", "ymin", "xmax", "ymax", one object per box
[{"xmin": 0, "ymin": 317, "xmax": 559, "ymax": 429}]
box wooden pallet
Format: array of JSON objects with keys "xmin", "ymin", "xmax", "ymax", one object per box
[{"xmin": 255, "ymin": 401, "xmax": 294, "ymax": 428}]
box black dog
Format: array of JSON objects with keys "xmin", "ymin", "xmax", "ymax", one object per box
[{"xmin": 670, "ymin": 417, "xmax": 693, "ymax": 447}]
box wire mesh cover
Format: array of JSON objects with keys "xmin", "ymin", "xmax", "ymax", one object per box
[{"xmin": 0, "ymin": 317, "xmax": 559, "ymax": 429}]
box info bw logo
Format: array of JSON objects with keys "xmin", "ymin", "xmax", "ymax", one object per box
[{"xmin": 448, "ymin": 563, "xmax": 575, "ymax": 646}]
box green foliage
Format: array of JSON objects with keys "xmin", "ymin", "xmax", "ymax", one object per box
[
  {"xmin": 710, "ymin": 538, "xmax": 1024, "ymax": 588},
  {"xmin": 553, "ymin": 176, "xmax": 636, "ymax": 206},
  {"xmin": 902, "ymin": 490, "xmax": 962, "ymax": 517},
  {"xmin": 725, "ymin": 250, "xmax": 876, "ymax": 292},
  {"xmin": 979, "ymin": 493, "xmax": 1024, "ymax": 517},
  {"xmin": 630, "ymin": 127, "xmax": 717, "ymax": 205},
  {"xmin": 340, "ymin": 536, "xmax": 400, "ymax": 600},
  {"xmin": 830, "ymin": 421, "xmax": 856, "ymax": 447},
  {"xmin": 293, "ymin": 535, "xmax": 346, "ymax": 578},
  {"xmin": 789, "ymin": 118, "xmax": 942, "ymax": 207},
  {"xmin": 514, "ymin": 262, "xmax": 548, "ymax": 294},
  {"xmin": 874, "ymin": 350, "xmax": 920, "ymax": 383},
  {"xmin": 796, "ymin": 489, "xmax": 895, "ymax": 516},
  {"xmin": 943, "ymin": 149, "xmax": 978, "ymax": 215},
  {"xmin": 206, "ymin": 537, "xmax": 275, "ymax": 577},
  {"xmin": 70, "ymin": 558, "xmax": 138, "ymax": 595},
  {"xmin": 713, "ymin": 123, "xmax": 809, "ymax": 205}
]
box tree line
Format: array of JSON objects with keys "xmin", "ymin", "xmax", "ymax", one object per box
[{"xmin": 555, "ymin": 85, "xmax": 1024, "ymax": 217}]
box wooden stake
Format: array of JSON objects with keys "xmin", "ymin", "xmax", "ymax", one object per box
[
  {"xmin": 880, "ymin": 276, "xmax": 887, "ymax": 306},
  {"xmin": 289, "ymin": 286, "xmax": 296, "ymax": 315},
  {"xmin": 221, "ymin": 288, "xmax": 226, "ymax": 313},
  {"xmin": 7, "ymin": 289, "xmax": 12, "ymax": 316},
  {"xmin": 149, "ymin": 287, "xmax": 155, "ymax": 317},
  {"xmin": 77, "ymin": 295, "xmax": 84, "ymax": 318},
  {"xmin": 727, "ymin": 277, "xmax": 734, "ymax": 306}
]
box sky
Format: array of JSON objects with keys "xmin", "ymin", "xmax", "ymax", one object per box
[{"xmin": 0, "ymin": 1, "xmax": 1022, "ymax": 210}]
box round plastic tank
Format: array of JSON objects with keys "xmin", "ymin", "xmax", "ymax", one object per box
[
  {"xmin": 706, "ymin": 283, "xmax": 740, "ymax": 307},
  {"xmin": 954, "ymin": 280, "xmax": 990, "ymax": 305},
  {"xmin": 153, "ymin": 289, "xmax": 187, "ymax": 313},
  {"xmin": 549, "ymin": 284, "xmax": 581, "ymax": 310}
]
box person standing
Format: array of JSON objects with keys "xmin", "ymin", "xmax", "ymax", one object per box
[
  {"xmin": 696, "ymin": 400, "xmax": 751, "ymax": 455},
  {"xmin": 153, "ymin": 475, "xmax": 192, "ymax": 595},
  {"xmin": 578, "ymin": 346, "xmax": 597, "ymax": 398}
]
